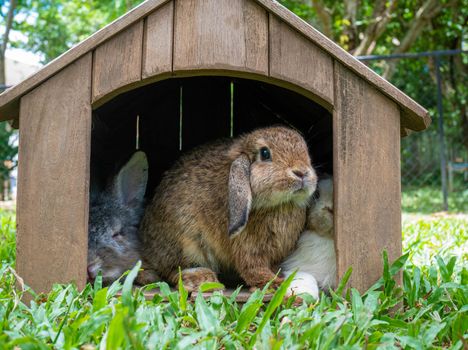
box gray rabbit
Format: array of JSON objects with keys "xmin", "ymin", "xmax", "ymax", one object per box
[{"xmin": 87, "ymin": 151, "xmax": 157, "ymax": 285}]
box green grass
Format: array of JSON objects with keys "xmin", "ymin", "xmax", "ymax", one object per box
[
  {"xmin": 0, "ymin": 209, "xmax": 467, "ymax": 349},
  {"xmin": 403, "ymin": 214, "xmax": 468, "ymax": 267},
  {"xmin": 402, "ymin": 186, "xmax": 468, "ymax": 214},
  {"xmin": 0, "ymin": 210, "xmax": 15, "ymax": 263}
]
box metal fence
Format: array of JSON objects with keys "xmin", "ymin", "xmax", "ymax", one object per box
[{"xmin": 359, "ymin": 50, "xmax": 467, "ymax": 213}]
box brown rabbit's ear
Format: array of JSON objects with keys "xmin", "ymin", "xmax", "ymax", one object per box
[{"xmin": 228, "ymin": 154, "xmax": 252, "ymax": 237}]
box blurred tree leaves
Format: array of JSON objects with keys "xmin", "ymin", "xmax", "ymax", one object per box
[
  {"xmin": 278, "ymin": 0, "xmax": 466, "ymax": 58},
  {"xmin": 14, "ymin": 0, "xmax": 145, "ymax": 63}
]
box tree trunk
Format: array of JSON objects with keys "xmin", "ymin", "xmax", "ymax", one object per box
[
  {"xmin": 451, "ymin": 44, "xmax": 468, "ymax": 152},
  {"xmin": 0, "ymin": 54, "xmax": 5, "ymax": 87},
  {"xmin": 353, "ymin": 0, "xmax": 397, "ymax": 56},
  {"xmin": 306, "ymin": 0, "xmax": 332, "ymax": 38},
  {"xmin": 0, "ymin": 0, "xmax": 17, "ymax": 86},
  {"xmin": 0, "ymin": 175, "xmax": 4, "ymax": 201},
  {"xmin": 383, "ymin": 0, "xmax": 444, "ymax": 79},
  {"xmin": 343, "ymin": 0, "xmax": 359, "ymax": 51},
  {"xmin": 0, "ymin": 0, "xmax": 17, "ymax": 203}
]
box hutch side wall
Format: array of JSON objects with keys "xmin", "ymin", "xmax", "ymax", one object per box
[
  {"xmin": 17, "ymin": 54, "xmax": 92, "ymax": 294},
  {"xmin": 334, "ymin": 62, "xmax": 402, "ymax": 291}
]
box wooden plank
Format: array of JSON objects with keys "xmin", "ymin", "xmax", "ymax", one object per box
[
  {"xmin": 181, "ymin": 77, "xmax": 231, "ymax": 151},
  {"xmin": 173, "ymin": 0, "xmax": 268, "ymax": 74},
  {"xmin": 401, "ymin": 126, "xmax": 412, "ymax": 137},
  {"xmin": 255, "ymin": 0, "xmax": 430, "ymax": 131},
  {"xmin": 142, "ymin": 1, "xmax": 173, "ymax": 79},
  {"xmin": 92, "ymin": 21, "xmax": 144, "ymax": 103},
  {"xmin": 16, "ymin": 54, "xmax": 92, "ymax": 294},
  {"xmin": 0, "ymin": 0, "xmax": 170, "ymax": 121},
  {"xmin": 269, "ymin": 15, "xmax": 334, "ymax": 105},
  {"xmin": 333, "ymin": 62, "xmax": 402, "ymax": 292},
  {"xmin": 0, "ymin": 100, "xmax": 19, "ymax": 127}
]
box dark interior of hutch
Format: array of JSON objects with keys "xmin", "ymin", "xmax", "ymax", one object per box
[{"xmin": 90, "ymin": 76, "xmax": 333, "ymax": 286}]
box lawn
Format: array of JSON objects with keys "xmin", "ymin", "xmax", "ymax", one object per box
[
  {"xmin": 401, "ymin": 186, "xmax": 468, "ymax": 214},
  {"xmin": 0, "ymin": 208, "xmax": 467, "ymax": 349}
]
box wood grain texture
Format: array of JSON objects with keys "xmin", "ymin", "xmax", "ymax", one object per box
[
  {"xmin": 333, "ymin": 62, "xmax": 402, "ymax": 292},
  {"xmin": 0, "ymin": 0, "xmax": 169, "ymax": 122},
  {"xmin": 254, "ymin": 0, "xmax": 430, "ymax": 131},
  {"xmin": 173, "ymin": 0, "xmax": 268, "ymax": 74},
  {"xmin": 142, "ymin": 1, "xmax": 173, "ymax": 79},
  {"xmin": 16, "ymin": 54, "xmax": 92, "ymax": 294},
  {"xmin": 93, "ymin": 21, "xmax": 144, "ymax": 102},
  {"xmin": 269, "ymin": 15, "xmax": 334, "ymax": 105}
]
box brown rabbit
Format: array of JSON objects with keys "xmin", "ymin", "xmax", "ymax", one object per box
[{"xmin": 140, "ymin": 126, "xmax": 317, "ymax": 291}]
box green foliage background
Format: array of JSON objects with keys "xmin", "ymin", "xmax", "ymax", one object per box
[{"xmin": 13, "ymin": 0, "xmax": 144, "ymax": 62}]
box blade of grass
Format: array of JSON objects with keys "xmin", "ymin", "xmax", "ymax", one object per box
[{"xmin": 249, "ymin": 272, "xmax": 295, "ymax": 347}]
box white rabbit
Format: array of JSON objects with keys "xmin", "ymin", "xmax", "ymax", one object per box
[{"xmin": 281, "ymin": 177, "xmax": 335, "ymax": 299}]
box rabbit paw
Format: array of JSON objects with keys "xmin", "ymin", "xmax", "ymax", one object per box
[
  {"xmin": 136, "ymin": 268, "xmax": 160, "ymax": 286},
  {"xmin": 177, "ymin": 267, "xmax": 220, "ymax": 292},
  {"xmin": 286, "ymin": 272, "xmax": 319, "ymax": 300},
  {"xmin": 248, "ymin": 273, "xmax": 284, "ymax": 292}
]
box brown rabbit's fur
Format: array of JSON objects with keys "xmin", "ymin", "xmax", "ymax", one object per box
[{"xmin": 140, "ymin": 126, "xmax": 317, "ymax": 290}]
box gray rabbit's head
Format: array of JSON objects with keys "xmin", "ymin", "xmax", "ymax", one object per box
[{"xmin": 87, "ymin": 151, "xmax": 148, "ymax": 285}]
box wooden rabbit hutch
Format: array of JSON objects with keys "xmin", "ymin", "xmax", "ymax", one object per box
[{"xmin": 0, "ymin": 0, "xmax": 430, "ymax": 295}]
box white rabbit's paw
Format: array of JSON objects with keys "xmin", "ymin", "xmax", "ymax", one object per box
[{"xmin": 287, "ymin": 272, "xmax": 319, "ymax": 299}]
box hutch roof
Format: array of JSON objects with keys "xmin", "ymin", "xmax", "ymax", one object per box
[{"xmin": 0, "ymin": 0, "xmax": 430, "ymax": 133}]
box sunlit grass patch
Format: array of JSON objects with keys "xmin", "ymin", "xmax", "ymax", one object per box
[
  {"xmin": 0, "ymin": 210, "xmax": 15, "ymax": 264},
  {"xmin": 403, "ymin": 213, "xmax": 468, "ymax": 266}
]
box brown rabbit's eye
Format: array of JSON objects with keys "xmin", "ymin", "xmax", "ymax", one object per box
[
  {"xmin": 112, "ymin": 232, "xmax": 121, "ymax": 239},
  {"xmin": 260, "ymin": 147, "xmax": 271, "ymax": 161}
]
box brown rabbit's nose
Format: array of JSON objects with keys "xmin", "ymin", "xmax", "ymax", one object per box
[{"xmin": 292, "ymin": 169, "xmax": 305, "ymax": 179}]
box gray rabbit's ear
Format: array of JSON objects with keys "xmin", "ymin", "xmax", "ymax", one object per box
[
  {"xmin": 228, "ymin": 154, "xmax": 252, "ymax": 237},
  {"xmin": 114, "ymin": 151, "xmax": 148, "ymax": 206}
]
